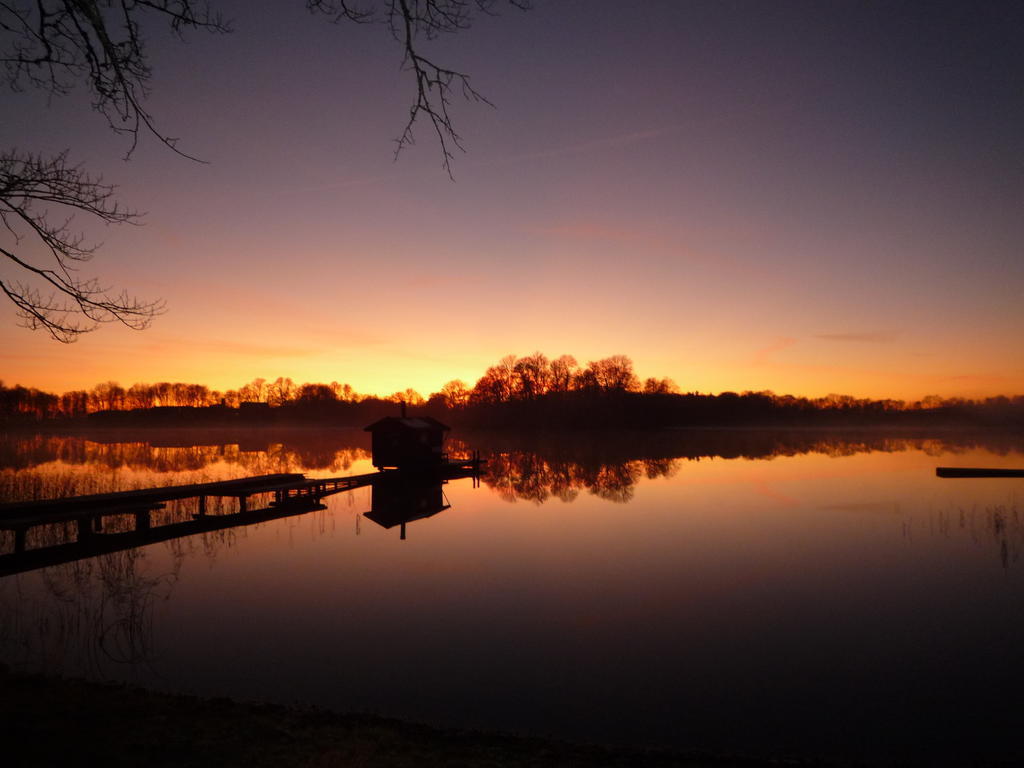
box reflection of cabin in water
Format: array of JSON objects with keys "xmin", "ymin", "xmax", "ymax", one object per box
[
  {"xmin": 365, "ymin": 478, "xmax": 450, "ymax": 539},
  {"xmin": 364, "ymin": 413, "xmax": 450, "ymax": 470}
]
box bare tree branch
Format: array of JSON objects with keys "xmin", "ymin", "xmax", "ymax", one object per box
[
  {"xmin": 0, "ymin": 2, "xmax": 223, "ymax": 340},
  {"xmin": 1, "ymin": 1, "xmax": 230, "ymax": 159},
  {"xmin": 305, "ymin": 0, "xmax": 374, "ymax": 24},
  {"xmin": 308, "ymin": 0, "xmax": 532, "ymax": 178},
  {"xmin": 0, "ymin": 149, "xmax": 164, "ymax": 342},
  {"xmin": 0, "ymin": 1, "xmax": 532, "ymax": 340}
]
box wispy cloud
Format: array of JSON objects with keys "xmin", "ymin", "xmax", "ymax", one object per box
[
  {"xmin": 943, "ymin": 373, "xmax": 1020, "ymax": 384},
  {"xmin": 533, "ymin": 217, "xmax": 684, "ymax": 254},
  {"xmin": 752, "ymin": 336, "xmax": 798, "ymax": 365},
  {"xmin": 505, "ymin": 126, "xmax": 675, "ymax": 164},
  {"xmin": 815, "ymin": 332, "xmax": 897, "ymax": 343},
  {"xmin": 139, "ymin": 336, "xmax": 321, "ymax": 359},
  {"xmin": 277, "ymin": 172, "xmax": 395, "ymax": 197},
  {"xmin": 0, "ymin": 350, "xmax": 63, "ymax": 364},
  {"xmin": 538, "ymin": 221, "xmax": 648, "ymax": 242}
]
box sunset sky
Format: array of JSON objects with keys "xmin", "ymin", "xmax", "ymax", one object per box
[{"xmin": 2, "ymin": 0, "xmax": 1022, "ymax": 401}]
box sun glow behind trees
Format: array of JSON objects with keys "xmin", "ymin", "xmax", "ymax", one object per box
[
  {"xmin": 2, "ymin": 3, "xmax": 1021, "ymax": 407},
  {"xmin": 2, "ymin": 352, "xmax": 1021, "ymax": 425}
]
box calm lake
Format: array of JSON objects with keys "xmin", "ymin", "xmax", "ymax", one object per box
[{"xmin": 2, "ymin": 428, "xmax": 1022, "ymax": 764}]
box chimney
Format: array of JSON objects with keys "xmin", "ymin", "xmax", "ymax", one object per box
[{"xmin": 400, "ymin": 400, "xmax": 407, "ymax": 418}]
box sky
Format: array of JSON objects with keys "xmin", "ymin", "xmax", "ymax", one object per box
[{"xmin": 2, "ymin": 0, "xmax": 1023, "ymax": 401}]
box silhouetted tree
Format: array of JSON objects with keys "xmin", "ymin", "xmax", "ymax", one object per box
[
  {"xmin": 389, "ymin": 388, "xmax": 425, "ymax": 406},
  {"xmin": 238, "ymin": 378, "xmax": 269, "ymax": 404},
  {"xmin": 126, "ymin": 383, "xmax": 156, "ymax": 410},
  {"xmin": 0, "ymin": 380, "xmax": 58, "ymax": 420},
  {"xmin": 2, "ymin": 0, "xmax": 531, "ymax": 338},
  {"xmin": 580, "ymin": 355, "xmax": 639, "ymax": 393},
  {"xmin": 643, "ymin": 377, "xmax": 679, "ymax": 395},
  {"xmin": 514, "ymin": 352, "xmax": 551, "ymax": 400},
  {"xmin": 296, "ymin": 383, "xmax": 338, "ymax": 403},
  {"xmin": 438, "ymin": 379, "xmax": 471, "ymax": 408},
  {"xmin": 472, "ymin": 354, "xmax": 518, "ymax": 404},
  {"xmin": 59, "ymin": 389, "xmax": 89, "ymax": 418},
  {"xmin": 330, "ymin": 381, "xmax": 357, "ymax": 402},
  {"xmin": 4, "ymin": 358, "xmax": 1023, "ymax": 427},
  {"xmin": 0, "ymin": 2, "xmax": 226, "ymax": 340},
  {"xmin": 550, "ymin": 354, "xmax": 579, "ymax": 393},
  {"xmin": 267, "ymin": 377, "xmax": 297, "ymax": 406}
]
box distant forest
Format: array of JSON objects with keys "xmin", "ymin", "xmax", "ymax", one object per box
[{"xmin": 2, "ymin": 353, "xmax": 1022, "ymax": 428}]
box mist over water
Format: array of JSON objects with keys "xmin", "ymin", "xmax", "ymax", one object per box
[{"xmin": 1, "ymin": 428, "xmax": 1022, "ymax": 764}]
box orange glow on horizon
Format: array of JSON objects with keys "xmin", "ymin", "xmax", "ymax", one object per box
[
  {"xmin": 2, "ymin": 2, "xmax": 1022, "ymax": 418},
  {"xmin": 2, "ymin": 325, "xmax": 1021, "ymax": 404}
]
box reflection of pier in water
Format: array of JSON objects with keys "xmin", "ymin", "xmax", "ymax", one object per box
[{"xmin": 0, "ymin": 462, "xmax": 482, "ymax": 577}]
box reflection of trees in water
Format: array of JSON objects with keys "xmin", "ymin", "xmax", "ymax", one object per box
[
  {"xmin": 0, "ymin": 546, "xmax": 182, "ymax": 678},
  {"xmin": 0, "ymin": 467, "xmax": 250, "ymax": 508},
  {"xmin": 588, "ymin": 463, "xmax": 644, "ymax": 503},
  {"xmin": 461, "ymin": 430, "xmax": 954, "ymax": 507},
  {"xmin": 455, "ymin": 431, "xmax": 1022, "ymax": 517},
  {"xmin": 1, "ymin": 468, "xmax": 111, "ymax": 506},
  {"xmin": 905, "ymin": 504, "xmax": 1024, "ymax": 570},
  {"xmin": 0, "ymin": 490, "xmax": 316, "ymax": 675},
  {"xmin": 0, "ymin": 488, "xmax": 277, "ymax": 562},
  {"xmin": 450, "ymin": 430, "xmax": 1024, "ymax": 469},
  {"xmin": 93, "ymin": 549, "xmax": 177, "ymax": 666},
  {"xmin": 248, "ymin": 442, "xmax": 366, "ymax": 476},
  {"xmin": 483, "ymin": 452, "xmax": 669, "ymax": 505},
  {"xmin": 0, "ymin": 498, "xmax": 344, "ymax": 677},
  {"xmin": 0, "ymin": 433, "xmax": 371, "ymax": 504},
  {"xmin": 0, "ymin": 431, "xmax": 371, "ymax": 476},
  {"xmin": 3, "ymin": 429, "xmax": 1020, "ymax": 491},
  {"xmin": 642, "ymin": 457, "xmax": 680, "ymax": 480}
]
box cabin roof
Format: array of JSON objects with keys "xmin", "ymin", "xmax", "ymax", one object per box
[{"xmin": 363, "ymin": 416, "xmax": 451, "ymax": 432}]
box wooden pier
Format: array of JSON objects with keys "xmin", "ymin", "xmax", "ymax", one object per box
[
  {"xmin": 936, "ymin": 467, "xmax": 1024, "ymax": 478},
  {"xmin": 0, "ymin": 458, "xmax": 484, "ymax": 577}
]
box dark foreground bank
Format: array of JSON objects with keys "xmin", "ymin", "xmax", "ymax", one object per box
[{"xmin": 0, "ymin": 673, "xmax": 821, "ymax": 768}]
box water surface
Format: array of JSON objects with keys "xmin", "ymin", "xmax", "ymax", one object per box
[{"xmin": 1, "ymin": 428, "xmax": 1022, "ymax": 764}]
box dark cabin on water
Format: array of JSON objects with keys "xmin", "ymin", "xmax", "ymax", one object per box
[{"xmin": 364, "ymin": 408, "xmax": 450, "ymax": 470}]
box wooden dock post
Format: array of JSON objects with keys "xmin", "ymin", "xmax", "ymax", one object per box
[{"xmin": 76, "ymin": 517, "xmax": 92, "ymax": 542}]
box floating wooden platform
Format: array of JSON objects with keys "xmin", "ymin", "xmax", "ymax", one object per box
[{"xmin": 936, "ymin": 467, "xmax": 1024, "ymax": 478}]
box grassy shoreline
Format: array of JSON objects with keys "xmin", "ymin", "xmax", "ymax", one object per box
[{"xmin": 0, "ymin": 671, "xmax": 819, "ymax": 767}]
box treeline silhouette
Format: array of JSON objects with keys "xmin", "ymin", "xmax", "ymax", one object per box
[{"xmin": 2, "ymin": 352, "xmax": 1022, "ymax": 428}]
